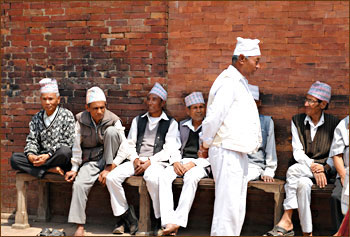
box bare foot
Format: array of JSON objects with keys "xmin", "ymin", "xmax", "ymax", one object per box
[
  {"xmin": 74, "ymin": 224, "xmax": 84, "ymax": 236},
  {"xmin": 47, "ymin": 166, "xmax": 64, "ymax": 176},
  {"xmin": 162, "ymin": 224, "xmax": 179, "ymax": 236}
]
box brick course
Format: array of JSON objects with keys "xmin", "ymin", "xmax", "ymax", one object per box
[{"xmin": 1, "ymin": 1, "xmax": 349, "ymax": 231}]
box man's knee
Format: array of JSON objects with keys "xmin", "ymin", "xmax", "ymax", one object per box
[
  {"xmin": 55, "ymin": 146, "xmax": 72, "ymax": 159},
  {"xmin": 10, "ymin": 153, "xmax": 25, "ymax": 169},
  {"xmin": 297, "ymin": 178, "xmax": 312, "ymax": 193}
]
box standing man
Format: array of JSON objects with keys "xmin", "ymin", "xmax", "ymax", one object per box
[
  {"xmin": 105, "ymin": 83, "xmax": 181, "ymax": 235},
  {"xmin": 264, "ymin": 81, "xmax": 340, "ymax": 236},
  {"xmin": 247, "ymin": 85, "xmax": 277, "ymax": 182},
  {"xmin": 159, "ymin": 92, "xmax": 210, "ymax": 235},
  {"xmin": 11, "ymin": 78, "xmax": 75, "ymax": 178},
  {"xmin": 65, "ymin": 87, "xmax": 126, "ymax": 236},
  {"xmin": 199, "ymin": 37, "xmax": 262, "ymax": 236},
  {"xmin": 329, "ymin": 115, "xmax": 349, "ymax": 232}
]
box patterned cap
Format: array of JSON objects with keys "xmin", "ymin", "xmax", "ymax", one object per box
[
  {"xmin": 307, "ymin": 81, "xmax": 331, "ymax": 103},
  {"xmin": 185, "ymin": 92, "xmax": 205, "ymax": 107},
  {"xmin": 149, "ymin": 82, "xmax": 167, "ymax": 101},
  {"xmin": 248, "ymin": 84, "xmax": 259, "ymax": 101},
  {"xmin": 233, "ymin": 37, "xmax": 261, "ymax": 56},
  {"xmin": 86, "ymin": 86, "xmax": 106, "ymax": 104},
  {"xmin": 39, "ymin": 78, "xmax": 59, "ymax": 94}
]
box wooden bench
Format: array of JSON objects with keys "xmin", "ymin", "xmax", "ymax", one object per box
[{"xmin": 11, "ymin": 172, "xmax": 334, "ymax": 234}]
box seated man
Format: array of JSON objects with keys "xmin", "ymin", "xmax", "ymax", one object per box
[
  {"xmin": 11, "ymin": 78, "xmax": 75, "ymax": 178},
  {"xmin": 330, "ymin": 115, "xmax": 349, "ymax": 231},
  {"xmin": 264, "ymin": 81, "xmax": 340, "ymax": 236},
  {"xmin": 64, "ymin": 87, "xmax": 126, "ymax": 236},
  {"xmin": 159, "ymin": 92, "xmax": 210, "ymax": 235},
  {"xmin": 247, "ymin": 85, "xmax": 277, "ymax": 182},
  {"xmin": 105, "ymin": 83, "xmax": 181, "ymax": 235}
]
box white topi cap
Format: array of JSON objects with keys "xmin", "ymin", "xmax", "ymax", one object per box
[
  {"xmin": 86, "ymin": 86, "xmax": 106, "ymax": 104},
  {"xmin": 233, "ymin": 37, "xmax": 261, "ymax": 57},
  {"xmin": 39, "ymin": 78, "xmax": 59, "ymax": 94}
]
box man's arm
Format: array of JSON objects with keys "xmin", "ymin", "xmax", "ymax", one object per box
[
  {"xmin": 24, "ymin": 117, "xmax": 41, "ymax": 157},
  {"xmin": 201, "ymin": 78, "xmax": 236, "ymax": 148},
  {"xmin": 65, "ymin": 121, "xmax": 82, "ymax": 182},
  {"xmin": 333, "ymin": 154, "xmax": 346, "ymax": 185},
  {"xmin": 291, "ymin": 120, "xmax": 314, "ymax": 167}
]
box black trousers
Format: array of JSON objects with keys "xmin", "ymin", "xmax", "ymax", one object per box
[
  {"xmin": 10, "ymin": 146, "xmax": 72, "ymax": 179},
  {"xmin": 330, "ymin": 178, "xmax": 344, "ymax": 232}
]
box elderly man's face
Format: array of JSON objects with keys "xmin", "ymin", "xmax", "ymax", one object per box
[
  {"xmin": 40, "ymin": 93, "xmax": 60, "ymax": 116},
  {"xmin": 241, "ymin": 55, "xmax": 261, "ymax": 77},
  {"xmin": 304, "ymin": 94, "xmax": 326, "ymax": 118},
  {"xmin": 86, "ymin": 101, "xmax": 106, "ymax": 124},
  {"xmin": 187, "ymin": 103, "xmax": 206, "ymax": 122},
  {"xmin": 146, "ymin": 93, "xmax": 164, "ymax": 117}
]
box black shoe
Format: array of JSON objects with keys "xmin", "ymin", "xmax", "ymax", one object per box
[
  {"xmin": 121, "ymin": 205, "xmax": 139, "ymax": 235},
  {"xmin": 152, "ymin": 218, "xmax": 162, "ymax": 236}
]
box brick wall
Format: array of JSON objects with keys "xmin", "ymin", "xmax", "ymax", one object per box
[{"xmin": 1, "ymin": 0, "xmax": 349, "ymax": 227}]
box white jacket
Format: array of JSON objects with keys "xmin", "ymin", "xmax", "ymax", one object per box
[{"xmin": 202, "ymin": 65, "xmax": 262, "ymax": 154}]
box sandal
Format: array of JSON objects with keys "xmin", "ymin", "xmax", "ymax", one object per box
[
  {"xmin": 263, "ymin": 225, "xmax": 294, "ymax": 236},
  {"xmin": 37, "ymin": 228, "xmax": 51, "ymax": 236}
]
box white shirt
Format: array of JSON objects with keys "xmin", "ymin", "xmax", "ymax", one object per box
[
  {"xmin": 43, "ymin": 106, "xmax": 59, "ymax": 128},
  {"xmin": 71, "ymin": 119, "xmax": 126, "ymax": 172},
  {"xmin": 113, "ymin": 111, "xmax": 181, "ymax": 166},
  {"xmin": 183, "ymin": 119, "xmax": 202, "ymax": 133},
  {"xmin": 291, "ymin": 112, "xmax": 325, "ymax": 167}
]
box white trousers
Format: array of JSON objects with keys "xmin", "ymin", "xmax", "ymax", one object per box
[
  {"xmin": 209, "ymin": 146, "xmax": 248, "ymax": 236},
  {"xmin": 247, "ymin": 162, "xmax": 263, "ymax": 181},
  {"xmin": 106, "ymin": 160, "xmax": 165, "ymax": 218},
  {"xmin": 159, "ymin": 158, "xmax": 208, "ymax": 228},
  {"xmin": 283, "ymin": 163, "xmax": 314, "ymax": 233}
]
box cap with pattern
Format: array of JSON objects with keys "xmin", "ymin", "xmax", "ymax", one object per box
[
  {"xmin": 86, "ymin": 86, "xmax": 106, "ymax": 104},
  {"xmin": 185, "ymin": 92, "xmax": 205, "ymax": 107},
  {"xmin": 307, "ymin": 81, "xmax": 331, "ymax": 103},
  {"xmin": 39, "ymin": 78, "xmax": 59, "ymax": 94},
  {"xmin": 248, "ymin": 84, "xmax": 259, "ymax": 101},
  {"xmin": 149, "ymin": 82, "xmax": 167, "ymax": 101}
]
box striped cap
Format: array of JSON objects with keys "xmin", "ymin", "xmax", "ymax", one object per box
[
  {"xmin": 185, "ymin": 92, "xmax": 205, "ymax": 107},
  {"xmin": 248, "ymin": 84, "xmax": 259, "ymax": 101},
  {"xmin": 149, "ymin": 82, "xmax": 167, "ymax": 101},
  {"xmin": 307, "ymin": 81, "xmax": 331, "ymax": 103}
]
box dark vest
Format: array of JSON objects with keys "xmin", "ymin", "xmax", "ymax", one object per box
[
  {"xmin": 179, "ymin": 119, "xmax": 201, "ymax": 158},
  {"xmin": 182, "ymin": 129, "xmax": 201, "ymax": 159},
  {"xmin": 135, "ymin": 113, "xmax": 173, "ymax": 155},
  {"xmin": 292, "ymin": 113, "xmax": 339, "ymax": 165},
  {"xmin": 76, "ymin": 109, "xmax": 120, "ymax": 163}
]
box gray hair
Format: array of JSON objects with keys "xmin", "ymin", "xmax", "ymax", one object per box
[{"xmin": 232, "ymin": 55, "xmax": 249, "ymax": 65}]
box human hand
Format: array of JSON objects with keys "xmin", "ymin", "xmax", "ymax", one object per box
[
  {"xmin": 134, "ymin": 159, "xmax": 151, "ymax": 176},
  {"xmin": 261, "ymin": 175, "xmax": 274, "ymax": 183},
  {"xmin": 133, "ymin": 158, "xmax": 141, "ymax": 170},
  {"xmin": 65, "ymin": 170, "xmax": 77, "ymax": 183},
  {"xmin": 182, "ymin": 162, "xmax": 196, "ymax": 173},
  {"xmin": 197, "ymin": 144, "xmax": 208, "ymax": 158},
  {"xmin": 33, "ymin": 154, "xmax": 50, "ymax": 167},
  {"xmin": 314, "ymin": 172, "xmax": 327, "ymax": 188},
  {"xmin": 27, "ymin": 154, "xmax": 39, "ymax": 164},
  {"xmin": 98, "ymin": 170, "xmax": 110, "ymax": 186},
  {"xmin": 173, "ymin": 162, "xmax": 186, "ymax": 176},
  {"xmin": 310, "ymin": 163, "xmax": 324, "ymax": 173}
]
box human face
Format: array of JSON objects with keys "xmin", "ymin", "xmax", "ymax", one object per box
[
  {"xmin": 40, "ymin": 93, "xmax": 60, "ymax": 116},
  {"xmin": 240, "ymin": 55, "xmax": 261, "ymax": 77},
  {"xmin": 187, "ymin": 103, "xmax": 206, "ymax": 123},
  {"xmin": 304, "ymin": 94, "xmax": 325, "ymax": 118},
  {"xmin": 86, "ymin": 101, "xmax": 106, "ymax": 124},
  {"xmin": 146, "ymin": 93, "xmax": 164, "ymax": 117}
]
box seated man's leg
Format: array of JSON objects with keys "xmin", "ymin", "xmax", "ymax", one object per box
[
  {"xmin": 247, "ymin": 162, "xmax": 263, "ymax": 181},
  {"xmin": 159, "ymin": 165, "xmax": 178, "ymax": 227},
  {"xmin": 103, "ymin": 126, "xmax": 122, "ymax": 165},
  {"xmin": 296, "ymin": 177, "xmax": 313, "ymax": 234},
  {"xmin": 43, "ymin": 146, "xmax": 72, "ymax": 172},
  {"xmin": 10, "ymin": 152, "xmax": 45, "ymax": 178},
  {"xmin": 68, "ymin": 161, "xmax": 102, "ymax": 225},
  {"xmin": 330, "ymin": 178, "xmax": 343, "ymax": 231},
  {"xmin": 175, "ymin": 165, "xmax": 208, "ymax": 228},
  {"xmin": 106, "ymin": 161, "xmax": 135, "ymax": 217}
]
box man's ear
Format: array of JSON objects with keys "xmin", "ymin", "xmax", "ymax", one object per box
[
  {"xmin": 185, "ymin": 106, "xmax": 190, "ymax": 116},
  {"xmin": 238, "ymin": 54, "xmax": 246, "ymax": 64},
  {"xmin": 85, "ymin": 104, "xmax": 89, "ymax": 111},
  {"xmin": 161, "ymin": 99, "xmax": 166, "ymax": 108},
  {"xmin": 320, "ymin": 101, "xmax": 327, "ymax": 110}
]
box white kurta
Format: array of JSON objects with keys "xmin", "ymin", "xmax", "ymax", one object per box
[
  {"xmin": 159, "ymin": 120, "xmax": 209, "ymax": 228},
  {"xmin": 201, "ymin": 65, "xmax": 260, "ymax": 236},
  {"xmin": 106, "ymin": 112, "xmax": 181, "ymax": 218}
]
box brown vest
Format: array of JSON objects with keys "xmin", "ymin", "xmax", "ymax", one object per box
[
  {"xmin": 292, "ymin": 113, "xmax": 339, "ymax": 165},
  {"xmin": 76, "ymin": 109, "xmax": 120, "ymax": 163}
]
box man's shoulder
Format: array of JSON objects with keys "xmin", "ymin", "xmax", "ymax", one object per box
[
  {"xmin": 58, "ymin": 107, "xmax": 74, "ymax": 118},
  {"xmin": 324, "ymin": 113, "xmax": 340, "ymax": 123},
  {"xmin": 292, "ymin": 113, "xmax": 306, "ymax": 121},
  {"xmin": 179, "ymin": 118, "xmax": 191, "ymax": 126}
]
